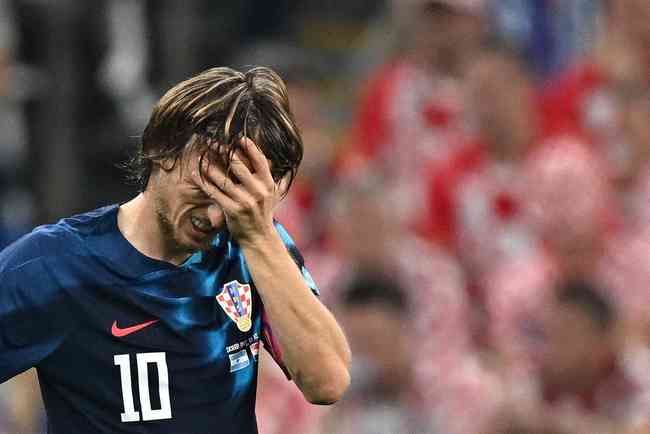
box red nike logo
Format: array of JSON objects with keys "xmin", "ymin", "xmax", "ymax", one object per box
[{"xmin": 111, "ymin": 319, "xmax": 159, "ymax": 337}]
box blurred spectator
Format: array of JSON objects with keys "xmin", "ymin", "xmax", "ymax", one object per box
[
  {"xmin": 484, "ymin": 139, "xmax": 612, "ymax": 368},
  {"xmin": 524, "ymin": 138, "xmax": 650, "ymax": 324},
  {"xmin": 338, "ymin": 0, "xmax": 486, "ymax": 232},
  {"xmin": 314, "ymin": 273, "xmax": 429, "ymax": 434},
  {"xmin": 614, "ymin": 88, "xmax": 650, "ymax": 228},
  {"xmin": 424, "ymin": 47, "xmax": 541, "ymax": 276},
  {"xmin": 313, "ymin": 178, "xmax": 467, "ymax": 315},
  {"xmin": 421, "ymin": 47, "xmax": 553, "ymax": 381},
  {"xmin": 496, "ymin": 280, "xmax": 650, "ymax": 434},
  {"xmin": 525, "ymin": 140, "xmax": 614, "ymax": 280},
  {"xmin": 540, "ymin": 0, "xmax": 650, "ymax": 181},
  {"xmin": 314, "ymin": 180, "xmax": 506, "ymax": 434},
  {"xmin": 422, "ymin": 47, "xmax": 578, "ymax": 369},
  {"xmin": 541, "ymin": 282, "xmax": 623, "ymax": 416}
]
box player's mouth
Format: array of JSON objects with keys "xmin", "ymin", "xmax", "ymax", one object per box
[{"xmin": 190, "ymin": 215, "xmax": 214, "ymax": 234}]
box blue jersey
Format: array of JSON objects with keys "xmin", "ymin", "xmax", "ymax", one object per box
[{"xmin": 0, "ymin": 205, "xmax": 318, "ymax": 433}]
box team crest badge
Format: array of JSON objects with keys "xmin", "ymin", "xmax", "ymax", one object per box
[{"xmin": 217, "ymin": 281, "xmax": 253, "ymax": 332}]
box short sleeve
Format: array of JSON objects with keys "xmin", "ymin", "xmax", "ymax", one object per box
[
  {"xmin": 0, "ymin": 251, "xmax": 73, "ymax": 383},
  {"xmin": 261, "ymin": 221, "xmax": 320, "ymax": 378},
  {"xmin": 272, "ymin": 221, "xmax": 319, "ymax": 297}
]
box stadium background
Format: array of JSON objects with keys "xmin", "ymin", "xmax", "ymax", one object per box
[{"xmin": 2, "ymin": 0, "xmax": 650, "ymax": 433}]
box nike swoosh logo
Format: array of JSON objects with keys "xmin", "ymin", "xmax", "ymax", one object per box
[{"xmin": 111, "ymin": 319, "xmax": 159, "ymax": 337}]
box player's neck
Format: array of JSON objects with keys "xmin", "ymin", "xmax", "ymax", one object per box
[{"xmin": 117, "ymin": 194, "xmax": 191, "ymax": 266}]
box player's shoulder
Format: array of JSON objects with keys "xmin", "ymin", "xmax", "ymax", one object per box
[{"xmin": 0, "ymin": 204, "xmax": 118, "ymax": 274}]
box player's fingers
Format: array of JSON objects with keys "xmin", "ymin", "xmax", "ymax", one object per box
[
  {"xmin": 231, "ymin": 150, "xmax": 278, "ymax": 204},
  {"xmin": 241, "ymin": 137, "xmax": 274, "ymax": 185},
  {"xmin": 199, "ymin": 158, "xmax": 248, "ymax": 203},
  {"xmin": 229, "ymin": 151, "xmax": 261, "ymax": 192},
  {"xmin": 203, "ymin": 175, "xmax": 257, "ymax": 216},
  {"xmin": 205, "ymin": 184, "xmax": 239, "ymax": 215}
]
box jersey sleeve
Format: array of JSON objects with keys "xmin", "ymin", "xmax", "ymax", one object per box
[
  {"xmin": 0, "ymin": 238, "xmax": 73, "ymax": 383},
  {"xmin": 261, "ymin": 222, "xmax": 320, "ymax": 378},
  {"xmin": 272, "ymin": 221, "xmax": 319, "ymax": 297}
]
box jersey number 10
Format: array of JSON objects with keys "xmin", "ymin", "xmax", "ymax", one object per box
[{"xmin": 114, "ymin": 352, "xmax": 173, "ymax": 422}]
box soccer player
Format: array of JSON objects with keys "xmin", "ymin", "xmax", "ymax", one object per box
[{"xmin": 0, "ymin": 66, "xmax": 351, "ymax": 433}]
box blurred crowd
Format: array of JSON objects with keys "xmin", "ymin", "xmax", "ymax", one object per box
[{"xmin": 2, "ymin": 0, "xmax": 650, "ymax": 433}]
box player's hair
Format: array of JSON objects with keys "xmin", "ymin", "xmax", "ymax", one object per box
[
  {"xmin": 556, "ymin": 280, "xmax": 615, "ymax": 331},
  {"xmin": 126, "ymin": 66, "xmax": 303, "ymax": 194}
]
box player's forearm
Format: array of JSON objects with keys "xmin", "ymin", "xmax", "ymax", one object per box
[{"xmin": 239, "ymin": 230, "xmax": 351, "ymax": 404}]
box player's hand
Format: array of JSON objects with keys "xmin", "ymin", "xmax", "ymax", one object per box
[{"xmin": 197, "ymin": 137, "xmax": 285, "ymax": 245}]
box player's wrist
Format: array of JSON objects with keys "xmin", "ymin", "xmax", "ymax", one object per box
[{"xmin": 236, "ymin": 222, "xmax": 279, "ymax": 251}]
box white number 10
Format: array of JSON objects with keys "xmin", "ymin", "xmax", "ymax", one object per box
[{"xmin": 114, "ymin": 352, "xmax": 172, "ymax": 422}]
